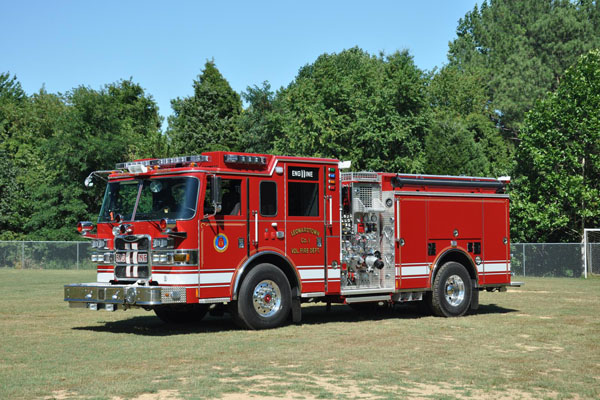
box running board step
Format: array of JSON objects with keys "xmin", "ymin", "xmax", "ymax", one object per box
[{"xmin": 345, "ymin": 295, "xmax": 390, "ymax": 304}]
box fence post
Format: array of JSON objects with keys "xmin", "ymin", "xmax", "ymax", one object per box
[
  {"xmin": 76, "ymin": 242, "xmax": 80, "ymax": 270},
  {"xmin": 522, "ymin": 243, "xmax": 526, "ymax": 277},
  {"xmin": 21, "ymin": 241, "xmax": 25, "ymax": 269}
]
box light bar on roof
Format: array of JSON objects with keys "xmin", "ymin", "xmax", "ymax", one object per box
[
  {"xmin": 115, "ymin": 159, "xmax": 157, "ymax": 169},
  {"xmin": 115, "ymin": 155, "xmax": 210, "ymax": 170},
  {"xmin": 224, "ymin": 154, "xmax": 267, "ymax": 165}
]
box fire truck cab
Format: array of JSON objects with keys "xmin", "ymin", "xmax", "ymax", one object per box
[{"xmin": 65, "ymin": 152, "xmax": 515, "ymax": 329}]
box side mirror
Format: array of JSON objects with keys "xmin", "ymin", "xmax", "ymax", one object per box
[
  {"xmin": 211, "ymin": 176, "xmax": 222, "ymax": 214},
  {"xmin": 84, "ymin": 173, "xmax": 94, "ymax": 187}
]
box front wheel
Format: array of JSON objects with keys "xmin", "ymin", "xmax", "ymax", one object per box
[
  {"xmin": 430, "ymin": 262, "xmax": 472, "ymax": 317},
  {"xmin": 235, "ymin": 263, "xmax": 291, "ymax": 329}
]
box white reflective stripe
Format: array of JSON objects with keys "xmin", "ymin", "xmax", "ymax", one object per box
[
  {"xmin": 133, "ymin": 251, "xmax": 138, "ymax": 264},
  {"xmin": 126, "ymin": 266, "xmax": 131, "ymax": 277},
  {"xmin": 153, "ymin": 273, "xmax": 199, "ymax": 285},
  {"xmin": 484, "ymin": 262, "xmax": 508, "ymax": 272},
  {"xmin": 328, "ymin": 268, "xmax": 341, "ymax": 279},
  {"xmin": 299, "ymin": 269, "xmax": 324, "ymax": 280},
  {"xmin": 200, "ymin": 272, "xmax": 234, "ymax": 284},
  {"xmin": 132, "ymin": 243, "xmax": 138, "ymax": 250},
  {"xmin": 402, "ymin": 265, "xmax": 429, "ymax": 276},
  {"xmin": 97, "ymin": 272, "xmax": 112, "ymax": 282},
  {"xmin": 152, "ymin": 268, "xmax": 199, "ymax": 273},
  {"xmin": 476, "ymin": 263, "xmax": 484, "ymax": 273},
  {"xmin": 133, "ymin": 266, "xmax": 138, "ymax": 276}
]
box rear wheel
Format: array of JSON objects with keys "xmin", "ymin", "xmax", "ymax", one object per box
[
  {"xmin": 430, "ymin": 261, "xmax": 472, "ymax": 317},
  {"xmin": 153, "ymin": 304, "xmax": 208, "ymax": 323},
  {"xmin": 235, "ymin": 263, "xmax": 291, "ymax": 329}
]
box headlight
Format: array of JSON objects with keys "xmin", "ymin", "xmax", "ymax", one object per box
[
  {"xmin": 92, "ymin": 239, "xmax": 108, "ymax": 249},
  {"xmin": 152, "ymin": 237, "xmax": 173, "ymax": 249},
  {"xmin": 103, "ymin": 253, "xmax": 114, "ymax": 263}
]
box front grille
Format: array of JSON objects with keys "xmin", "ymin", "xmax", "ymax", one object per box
[
  {"xmin": 115, "ymin": 265, "xmax": 150, "ymax": 279},
  {"xmin": 114, "ymin": 235, "xmax": 150, "ymax": 280},
  {"xmin": 115, "ymin": 236, "xmax": 149, "ymax": 250}
]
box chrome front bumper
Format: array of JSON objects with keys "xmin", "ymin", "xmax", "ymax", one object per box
[{"xmin": 64, "ymin": 283, "xmax": 186, "ymax": 310}]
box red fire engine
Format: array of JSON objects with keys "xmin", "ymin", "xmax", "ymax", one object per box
[{"xmin": 64, "ymin": 152, "xmax": 516, "ymax": 329}]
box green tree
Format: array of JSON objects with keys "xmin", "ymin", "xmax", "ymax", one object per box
[
  {"xmin": 0, "ymin": 75, "xmax": 65, "ymax": 240},
  {"xmin": 26, "ymin": 80, "xmax": 165, "ymax": 240},
  {"xmin": 512, "ymin": 49, "xmax": 600, "ymax": 242},
  {"xmin": 167, "ymin": 61, "xmax": 242, "ymax": 154},
  {"xmin": 426, "ymin": 65, "xmax": 512, "ymax": 176},
  {"xmin": 237, "ymin": 81, "xmax": 276, "ymax": 154},
  {"xmin": 272, "ymin": 47, "xmax": 430, "ymax": 172},
  {"xmin": 424, "ymin": 119, "xmax": 488, "ymax": 176},
  {"xmin": 449, "ymin": 0, "xmax": 600, "ymax": 136}
]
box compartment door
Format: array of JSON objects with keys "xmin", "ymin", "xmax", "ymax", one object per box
[{"xmin": 397, "ymin": 196, "xmax": 429, "ymax": 289}]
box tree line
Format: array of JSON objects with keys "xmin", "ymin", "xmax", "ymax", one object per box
[{"xmin": 1, "ymin": 0, "xmax": 600, "ymax": 242}]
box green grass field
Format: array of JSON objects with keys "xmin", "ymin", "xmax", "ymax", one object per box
[{"xmin": 1, "ymin": 270, "xmax": 599, "ymax": 399}]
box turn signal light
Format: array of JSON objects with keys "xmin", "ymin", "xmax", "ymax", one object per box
[
  {"xmin": 173, "ymin": 253, "xmax": 190, "ymax": 262},
  {"xmin": 77, "ymin": 221, "xmax": 94, "ymax": 234},
  {"xmin": 159, "ymin": 218, "xmax": 176, "ymax": 232}
]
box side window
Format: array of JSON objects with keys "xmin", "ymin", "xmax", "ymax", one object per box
[
  {"xmin": 204, "ymin": 178, "xmax": 242, "ymax": 216},
  {"xmin": 288, "ymin": 182, "xmax": 319, "ymax": 216},
  {"xmin": 260, "ymin": 181, "xmax": 277, "ymax": 216}
]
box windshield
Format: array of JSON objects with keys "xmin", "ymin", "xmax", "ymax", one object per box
[{"xmin": 98, "ymin": 177, "xmax": 199, "ymax": 222}]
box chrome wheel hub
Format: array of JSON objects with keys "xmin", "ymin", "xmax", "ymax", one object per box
[
  {"xmin": 444, "ymin": 274, "xmax": 466, "ymax": 306},
  {"xmin": 252, "ymin": 280, "xmax": 282, "ymax": 317}
]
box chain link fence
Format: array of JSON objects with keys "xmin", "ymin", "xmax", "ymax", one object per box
[
  {"xmin": 584, "ymin": 243, "xmax": 600, "ymax": 277},
  {"xmin": 510, "ymin": 243, "xmax": 585, "ymax": 278},
  {"xmin": 0, "ymin": 241, "xmax": 594, "ymax": 277},
  {"xmin": 0, "ymin": 241, "xmax": 94, "ymax": 270}
]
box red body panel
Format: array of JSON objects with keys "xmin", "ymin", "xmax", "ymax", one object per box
[{"xmin": 91, "ymin": 152, "xmax": 511, "ymax": 304}]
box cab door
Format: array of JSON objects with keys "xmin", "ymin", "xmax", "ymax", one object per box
[
  {"xmin": 285, "ymin": 164, "xmax": 326, "ymax": 294},
  {"xmin": 248, "ymin": 178, "xmax": 285, "ymax": 257},
  {"xmin": 199, "ymin": 176, "xmax": 247, "ymax": 300}
]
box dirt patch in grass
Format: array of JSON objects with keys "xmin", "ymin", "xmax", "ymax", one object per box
[
  {"xmin": 221, "ymin": 392, "xmax": 318, "ymax": 400},
  {"xmin": 113, "ymin": 390, "xmax": 182, "ymax": 400},
  {"xmin": 405, "ymin": 384, "xmax": 559, "ymax": 399},
  {"xmin": 219, "ymin": 374, "xmax": 561, "ymax": 400},
  {"xmin": 44, "ymin": 390, "xmax": 77, "ymax": 400}
]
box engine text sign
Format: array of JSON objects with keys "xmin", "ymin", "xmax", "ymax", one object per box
[{"xmin": 288, "ymin": 166, "xmax": 319, "ymax": 181}]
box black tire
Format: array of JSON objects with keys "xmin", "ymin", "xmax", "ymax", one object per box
[
  {"xmin": 235, "ymin": 263, "xmax": 292, "ymax": 330},
  {"xmin": 430, "ymin": 261, "xmax": 472, "ymax": 317},
  {"xmin": 153, "ymin": 304, "xmax": 208, "ymax": 324}
]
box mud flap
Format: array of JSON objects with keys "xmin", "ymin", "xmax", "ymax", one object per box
[
  {"xmin": 470, "ymin": 279, "xmax": 479, "ymax": 310},
  {"xmin": 291, "ymin": 287, "xmax": 302, "ymax": 324}
]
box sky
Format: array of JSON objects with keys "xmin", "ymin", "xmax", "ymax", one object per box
[{"xmin": 1, "ymin": 0, "xmax": 479, "ymax": 126}]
